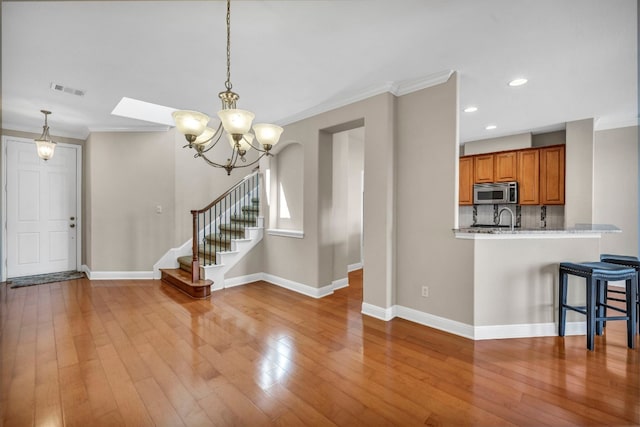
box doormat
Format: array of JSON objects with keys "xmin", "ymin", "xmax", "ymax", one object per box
[{"xmin": 8, "ymin": 270, "xmax": 86, "ymax": 288}]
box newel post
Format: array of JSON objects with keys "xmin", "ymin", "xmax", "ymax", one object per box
[{"xmin": 190, "ymin": 210, "xmax": 200, "ymax": 283}]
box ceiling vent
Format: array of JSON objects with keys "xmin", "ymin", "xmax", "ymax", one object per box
[{"xmin": 50, "ymin": 82, "xmax": 86, "ymax": 97}]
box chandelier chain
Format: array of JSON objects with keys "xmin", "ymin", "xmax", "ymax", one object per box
[{"xmin": 225, "ymin": 0, "xmax": 232, "ymax": 90}]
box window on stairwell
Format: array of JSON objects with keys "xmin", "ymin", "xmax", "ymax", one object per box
[
  {"xmin": 275, "ymin": 143, "xmax": 303, "ymax": 230},
  {"xmin": 279, "ymin": 183, "xmax": 291, "ymax": 219}
]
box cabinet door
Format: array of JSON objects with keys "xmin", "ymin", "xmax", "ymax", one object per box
[
  {"xmin": 474, "ymin": 154, "xmax": 494, "ymax": 183},
  {"xmin": 517, "ymin": 149, "xmax": 540, "ymax": 205},
  {"xmin": 459, "ymin": 156, "xmax": 474, "ymax": 205},
  {"xmin": 540, "ymin": 145, "xmax": 565, "ymax": 205},
  {"xmin": 494, "ymin": 151, "xmax": 517, "ymax": 182}
]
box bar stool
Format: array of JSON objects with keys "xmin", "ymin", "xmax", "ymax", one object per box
[
  {"xmin": 559, "ymin": 261, "xmax": 637, "ymax": 351},
  {"xmin": 600, "ymin": 254, "xmax": 640, "ymax": 332}
]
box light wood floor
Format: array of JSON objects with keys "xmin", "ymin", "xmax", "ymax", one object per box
[{"xmin": 1, "ymin": 270, "xmax": 639, "ymax": 426}]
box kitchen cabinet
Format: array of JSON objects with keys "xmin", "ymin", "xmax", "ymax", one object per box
[
  {"xmin": 494, "ymin": 151, "xmax": 518, "ymax": 182},
  {"xmin": 517, "ymin": 149, "xmax": 540, "ymax": 205},
  {"xmin": 459, "ymin": 156, "xmax": 474, "ymax": 205},
  {"xmin": 540, "ymin": 145, "xmax": 565, "ymax": 205},
  {"xmin": 474, "ymin": 154, "xmax": 494, "ymax": 183}
]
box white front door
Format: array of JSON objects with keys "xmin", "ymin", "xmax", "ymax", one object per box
[{"xmin": 5, "ymin": 137, "xmax": 80, "ymax": 278}]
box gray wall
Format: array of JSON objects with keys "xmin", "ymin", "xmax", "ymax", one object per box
[
  {"xmin": 263, "ymin": 93, "xmax": 396, "ymax": 309},
  {"xmin": 474, "ymin": 237, "xmax": 600, "ymax": 326},
  {"xmin": 463, "ymin": 132, "xmax": 532, "ymax": 155},
  {"xmin": 346, "ymin": 129, "xmax": 364, "ymax": 267},
  {"xmin": 594, "ymin": 125, "xmax": 639, "ymax": 255},
  {"xmin": 84, "ymin": 131, "xmax": 176, "ymax": 271},
  {"xmin": 565, "ymin": 118, "xmax": 595, "ymax": 226},
  {"xmin": 395, "ymin": 74, "xmax": 475, "ymax": 324},
  {"xmin": 83, "ymin": 129, "xmax": 250, "ymax": 271}
]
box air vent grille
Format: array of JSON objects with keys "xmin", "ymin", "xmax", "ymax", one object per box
[{"xmin": 50, "ymin": 82, "xmax": 86, "ymax": 97}]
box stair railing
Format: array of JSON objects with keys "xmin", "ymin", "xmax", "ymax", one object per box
[{"xmin": 189, "ymin": 171, "xmax": 260, "ymax": 282}]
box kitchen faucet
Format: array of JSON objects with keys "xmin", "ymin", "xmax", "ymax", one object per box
[{"xmin": 498, "ymin": 207, "xmax": 515, "ymax": 231}]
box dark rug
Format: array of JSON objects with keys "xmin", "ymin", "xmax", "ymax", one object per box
[{"xmin": 8, "ymin": 270, "xmax": 86, "ymax": 288}]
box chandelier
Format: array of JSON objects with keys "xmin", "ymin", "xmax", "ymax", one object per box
[
  {"xmin": 172, "ymin": 0, "xmax": 283, "ymax": 175},
  {"xmin": 34, "ymin": 110, "xmax": 56, "ymax": 161}
]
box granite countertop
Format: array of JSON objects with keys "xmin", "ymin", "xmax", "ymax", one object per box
[{"xmin": 453, "ymin": 224, "xmax": 621, "ymax": 235}]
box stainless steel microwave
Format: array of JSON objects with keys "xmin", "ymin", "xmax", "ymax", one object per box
[{"xmin": 473, "ymin": 182, "xmax": 518, "ymax": 204}]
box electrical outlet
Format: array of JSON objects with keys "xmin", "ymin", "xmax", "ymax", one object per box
[{"xmin": 421, "ymin": 286, "xmax": 429, "ymax": 297}]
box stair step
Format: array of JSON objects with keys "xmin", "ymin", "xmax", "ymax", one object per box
[
  {"xmin": 160, "ymin": 268, "xmax": 212, "ymax": 299},
  {"xmin": 242, "ymin": 205, "xmax": 259, "ymax": 214},
  {"xmin": 218, "ymin": 224, "xmax": 246, "ymax": 235},
  {"xmin": 230, "ymin": 214, "xmax": 257, "ymax": 224},
  {"xmin": 205, "ymin": 233, "xmax": 233, "ymax": 245}
]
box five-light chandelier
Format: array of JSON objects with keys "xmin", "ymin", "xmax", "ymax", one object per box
[{"xmin": 172, "ymin": 0, "xmax": 283, "ymax": 175}]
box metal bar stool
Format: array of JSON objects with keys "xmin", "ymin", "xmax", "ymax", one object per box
[
  {"xmin": 600, "ymin": 254, "xmax": 640, "ymax": 333},
  {"xmin": 559, "ymin": 261, "xmax": 637, "ymax": 350}
]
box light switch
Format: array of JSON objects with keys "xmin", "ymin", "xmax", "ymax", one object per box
[{"xmin": 156, "ymin": 205, "xmax": 162, "ymax": 214}]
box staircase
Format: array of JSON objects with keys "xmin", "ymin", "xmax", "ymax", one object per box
[{"xmin": 156, "ymin": 173, "xmax": 263, "ymax": 298}]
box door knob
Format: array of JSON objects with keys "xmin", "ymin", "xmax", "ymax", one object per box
[
  {"xmin": 70, "ymin": 216, "xmax": 75, "ymax": 220},
  {"xmin": 70, "ymin": 224, "xmax": 75, "ymax": 228}
]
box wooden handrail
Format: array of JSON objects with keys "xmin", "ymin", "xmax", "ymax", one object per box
[{"xmin": 190, "ymin": 170, "xmax": 260, "ymax": 216}]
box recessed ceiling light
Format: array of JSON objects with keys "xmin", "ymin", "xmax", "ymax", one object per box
[
  {"xmin": 464, "ymin": 106, "xmax": 478, "ymax": 113},
  {"xmin": 508, "ymin": 78, "xmax": 528, "ymax": 87},
  {"xmin": 485, "ymin": 125, "xmax": 497, "ymax": 130}
]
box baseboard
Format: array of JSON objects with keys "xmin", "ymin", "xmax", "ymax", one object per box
[
  {"xmin": 262, "ymin": 273, "xmax": 334, "ymax": 299},
  {"xmin": 224, "ymin": 273, "xmax": 264, "ymax": 288},
  {"xmin": 474, "ymin": 321, "xmax": 586, "ymax": 340},
  {"xmin": 361, "ymin": 302, "xmax": 396, "ymax": 321},
  {"xmin": 348, "ymin": 262, "xmax": 363, "ymax": 272},
  {"xmin": 331, "ymin": 277, "xmax": 349, "ymax": 290},
  {"xmin": 82, "ymin": 265, "xmax": 153, "ymax": 280},
  {"xmin": 360, "ymin": 302, "xmax": 582, "ymax": 340},
  {"xmin": 395, "ymin": 305, "xmax": 475, "ymax": 340}
]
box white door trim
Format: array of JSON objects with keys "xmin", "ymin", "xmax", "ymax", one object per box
[{"xmin": 1, "ymin": 135, "xmax": 83, "ymax": 281}]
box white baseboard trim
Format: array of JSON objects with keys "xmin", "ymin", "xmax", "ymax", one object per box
[
  {"xmin": 396, "ymin": 305, "xmax": 475, "ymax": 340},
  {"xmin": 474, "ymin": 321, "xmax": 586, "ymax": 340},
  {"xmin": 82, "ymin": 265, "xmax": 154, "ymax": 280},
  {"xmin": 360, "ymin": 302, "xmax": 583, "ymax": 341},
  {"xmin": 263, "ymin": 273, "xmax": 334, "ymax": 299},
  {"xmin": 331, "ymin": 277, "xmax": 349, "ymax": 290},
  {"xmin": 361, "ymin": 302, "xmax": 396, "ymax": 321},
  {"xmin": 224, "ymin": 273, "xmax": 264, "ymax": 288},
  {"xmin": 348, "ymin": 262, "xmax": 363, "ymax": 272}
]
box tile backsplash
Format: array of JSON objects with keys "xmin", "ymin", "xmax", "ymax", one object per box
[{"xmin": 458, "ymin": 205, "xmax": 565, "ymax": 229}]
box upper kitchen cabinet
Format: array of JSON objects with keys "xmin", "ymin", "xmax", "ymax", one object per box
[
  {"xmin": 517, "ymin": 149, "xmax": 540, "ymax": 205},
  {"xmin": 474, "ymin": 154, "xmax": 494, "ymax": 183},
  {"xmin": 494, "ymin": 151, "xmax": 518, "ymax": 182},
  {"xmin": 539, "ymin": 145, "xmax": 565, "ymax": 205},
  {"xmin": 459, "ymin": 156, "xmax": 474, "ymax": 205}
]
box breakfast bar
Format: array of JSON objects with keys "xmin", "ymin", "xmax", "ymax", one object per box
[{"xmin": 452, "ymin": 224, "xmax": 621, "ymax": 339}]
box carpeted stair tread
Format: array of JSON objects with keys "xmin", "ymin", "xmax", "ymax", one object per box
[{"xmin": 230, "ymin": 214, "xmax": 258, "ymax": 224}]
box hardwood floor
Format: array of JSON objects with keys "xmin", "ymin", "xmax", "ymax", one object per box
[{"xmin": 1, "ymin": 269, "xmax": 639, "ymax": 426}]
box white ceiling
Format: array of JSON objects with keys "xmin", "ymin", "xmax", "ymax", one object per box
[{"xmin": 2, "ymin": 0, "xmax": 637, "ymax": 143}]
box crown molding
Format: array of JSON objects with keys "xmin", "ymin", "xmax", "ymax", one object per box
[
  {"xmin": 594, "ymin": 116, "xmax": 639, "ymax": 131},
  {"xmin": 278, "ymin": 70, "xmax": 454, "ymax": 127},
  {"xmin": 393, "ymin": 70, "xmax": 454, "ymax": 96}
]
